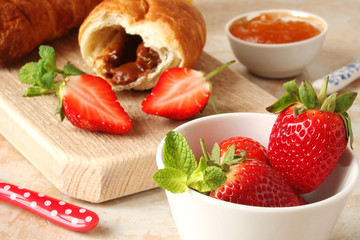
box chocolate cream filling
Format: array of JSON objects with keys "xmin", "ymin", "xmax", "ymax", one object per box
[{"xmin": 95, "ymin": 34, "xmax": 161, "ymax": 85}]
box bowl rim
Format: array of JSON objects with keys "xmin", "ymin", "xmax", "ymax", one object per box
[
  {"xmin": 225, "ymin": 9, "xmax": 328, "ymax": 48},
  {"xmin": 156, "ymin": 112, "xmax": 359, "ymax": 212}
]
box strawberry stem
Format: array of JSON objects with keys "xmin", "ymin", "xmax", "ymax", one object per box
[{"xmin": 205, "ymin": 60, "xmax": 235, "ymax": 80}]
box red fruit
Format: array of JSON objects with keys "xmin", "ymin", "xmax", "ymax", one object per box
[
  {"xmin": 209, "ymin": 159, "xmax": 306, "ymax": 207},
  {"xmin": 218, "ymin": 136, "xmax": 269, "ymax": 164},
  {"xmin": 266, "ymin": 79, "xmax": 356, "ymax": 194},
  {"xmin": 60, "ymin": 74, "xmax": 132, "ymax": 134},
  {"xmin": 141, "ymin": 61, "xmax": 234, "ymax": 120},
  {"xmin": 268, "ymin": 105, "xmax": 347, "ymax": 193}
]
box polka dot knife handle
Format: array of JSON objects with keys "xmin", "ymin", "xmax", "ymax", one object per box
[{"xmin": 0, "ymin": 182, "xmax": 99, "ymax": 232}]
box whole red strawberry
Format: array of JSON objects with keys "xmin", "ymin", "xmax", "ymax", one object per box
[
  {"xmin": 218, "ymin": 136, "xmax": 269, "ymax": 164},
  {"xmin": 266, "ymin": 79, "xmax": 357, "ymax": 194},
  {"xmin": 208, "ymin": 142, "xmax": 305, "ymax": 207},
  {"xmin": 141, "ymin": 61, "xmax": 234, "ymax": 120}
]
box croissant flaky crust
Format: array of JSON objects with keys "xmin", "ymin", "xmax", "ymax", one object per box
[
  {"xmin": 0, "ymin": 0, "xmax": 102, "ymax": 67},
  {"xmin": 78, "ymin": 0, "xmax": 206, "ymax": 91}
]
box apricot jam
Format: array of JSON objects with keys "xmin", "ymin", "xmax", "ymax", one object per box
[{"xmin": 229, "ymin": 13, "xmax": 321, "ymax": 44}]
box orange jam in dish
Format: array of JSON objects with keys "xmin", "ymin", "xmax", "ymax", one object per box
[{"xmin": 229, "ymin": 13, "xmax": 321, "ymax": 44}]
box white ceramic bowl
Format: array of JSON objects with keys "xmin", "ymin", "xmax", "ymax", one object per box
[
  {"xmin": 156, "ymin": 113, "xmax": 359, "ymax": 240},
  {"xmin": 225, "ymin": 9, "xmax": 328, "ymax": 78}
]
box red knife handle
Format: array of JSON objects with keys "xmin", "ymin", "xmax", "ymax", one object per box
[{"xmin": 0, "ymin": 182, "xmax": 99, "ymax": 232}]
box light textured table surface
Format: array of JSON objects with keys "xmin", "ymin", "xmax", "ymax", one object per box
[{"xmin": 0, "ymin": 0, "xmax": 359, "ymax": 239}]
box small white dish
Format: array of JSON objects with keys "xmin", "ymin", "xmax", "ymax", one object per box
[
  {"xmin": 156, "ymin": 113, "xmax": 359, "ymax": 240},
  {"xmin": 225, "ymin": 9, "xmax": 328, "ymax": 78}
]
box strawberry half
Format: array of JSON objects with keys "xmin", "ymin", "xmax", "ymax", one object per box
[
  {"xmin": 266, "ymin": 78, "xmax": 357, "ymax": 193},
  {"xmin": 141, "ymin": 61, "xmax": 234, "ymax": 120},
  {"xmin": 57, "ymin": 74, "xmax": 132, "ymax": 134}
]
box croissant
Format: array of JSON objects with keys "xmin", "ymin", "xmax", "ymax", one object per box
[
  {"xmin": 78, "ymin": 0, "xmax": 206, "ymax": 91},
  {"xmin": 0, "ymin": 0, "xmax": 102, "ymax": 67}
]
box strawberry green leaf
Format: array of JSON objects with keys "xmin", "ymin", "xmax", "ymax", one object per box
[
  {"xmin": 293, "ymin": 105, "xmax": 308, "ymax": 116},
  {"xmin": 266, "ymin": 92, "xmax": 298, "ymax": 113},
  {"xmin": 339, "ymin": 112, "xmax": 354, "ymax": 149},
  {"xmin": 211, "ymin": 142, "xmax": 221, "ymax": 164},
  {"xmin": 318, "ymin": 76, "xmax": 329, "ymax": 104},
  {"xmin": 299, "ymin": 81, "xmax": 320, "ymax": 109},
  {"xmin": 18, "ymin": 62, "xmax": 39, "ymax": 85},
  {"xmin": 163, "ymin": 131, "xmax": 197, "ymax": 176},
  {"xmin": 153, "ymin": 168, "xmax": 188, "ymax": 193},
  {"xmin": 283, "ymin": 80, "xmax": 300, "ymax": 100},
  {"xmin": 335, "ymin": 92, "xmax": 357, "ymax": 113},
  {"xmin": 55, "ymin": 81, "xmax": 65, "ymax": 121},
  {"xmin": 320, "ymin": 93, "xmax": 336, "ymax": 113}
]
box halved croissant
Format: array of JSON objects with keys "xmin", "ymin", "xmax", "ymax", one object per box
[
  {"xmin": 0, "ymin": 0, "xmax": 102, "ymax": 67},
  {"xmin": 78, "ymin": 0, "xmax": 206, "ymax": 91}
]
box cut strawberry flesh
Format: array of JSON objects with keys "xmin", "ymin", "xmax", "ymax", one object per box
[
  {"xmin": 142, "ymin": 68, "xmax": 211, "ymax": 120},
  {"xmin": 62, "ymin": 75, "xmax": 132, "ymax": 134}
]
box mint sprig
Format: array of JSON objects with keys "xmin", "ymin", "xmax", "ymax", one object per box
[
  {"xmin": 153, "ymin": 131, "xmax": 227, "ymax": 194},
  {"xmin": 18, "ymin": 45, "xmax": 85, "ymax": 97}
]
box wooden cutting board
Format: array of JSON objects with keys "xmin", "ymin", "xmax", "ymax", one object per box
[{"xmin": 0, "ymin": 30, "xmax": 276, "ymax": 203}]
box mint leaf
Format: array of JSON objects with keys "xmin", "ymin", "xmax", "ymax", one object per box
[
  {"xmin": 187, "ymin": 156, "xmax": 208, "ymax": 184},
  {"xmin": 189, "ymin": 166, "xmax": 226, "ymax": 192},
  {"xmin": 163, "ymin": 131, "xmax": 197, "ymax": 176},
  {"xmin": 153, "ymin": 131, "xmax": 228, "ymax": 194},
  {"xmin": 40, "ymin": 71, "xmax": 57, "ymax": 90},
  {"xmin": 153, "ymin": 168, "xmax": 188, "ymax": 193},
  {"xmin": 18, "ymin": 62, "xmax": 39, "ymax": 85},
  {"xmin": 24, "ymin": 87, "xmax": 50, "ymax": 97},
  {"xmin": 39, "ymin": 45, "xmax": 57, "ymax": 71},
  {"xmin": 36, "ymin": 59, "xmax": 47, "ymax": 87},
  {"xmin": 62, "ymin": 64, "xmax": 85, "ymax": 78}
]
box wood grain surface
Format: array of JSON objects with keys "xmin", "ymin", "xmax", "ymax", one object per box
[{"xmin": 0, "ymin": 30, "xmax": 276, "ymax": 203}]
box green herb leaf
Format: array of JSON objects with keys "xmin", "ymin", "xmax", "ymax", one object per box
[
  {"xmin": 188, "ymin": 166, "xmax": 226, "ymax": 193},
  {"xmin": 24, "ymin": 87, "xmax": 50, "ymax": 97},
  {"xmin": 153, "ymin": 168, "xmax": 188, "ymax": 193},
  {"xmin": 40, "ymin": 71, "xmax": 57, "ymax": 90},
  {"xmin": 187, "ymin": 156, "xmax": 208, "ymax": 185},
  {"xmin": 39, "ymin": 45, "xmax": 57, "ymax": 72},
  {"xmin": 18, "ymin": 62, "xmax": 39, "ymax": 85},
  {"xmin": 62, "ymin": 64, "xmax": 85, "ymax": 78},
  {"xmin": 163, "ymin": 131, "xmax": 197, "ymax": 176},
  {"xmin": 153, "ymin": 131, "xmax": 228, "ymax": 194}
]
